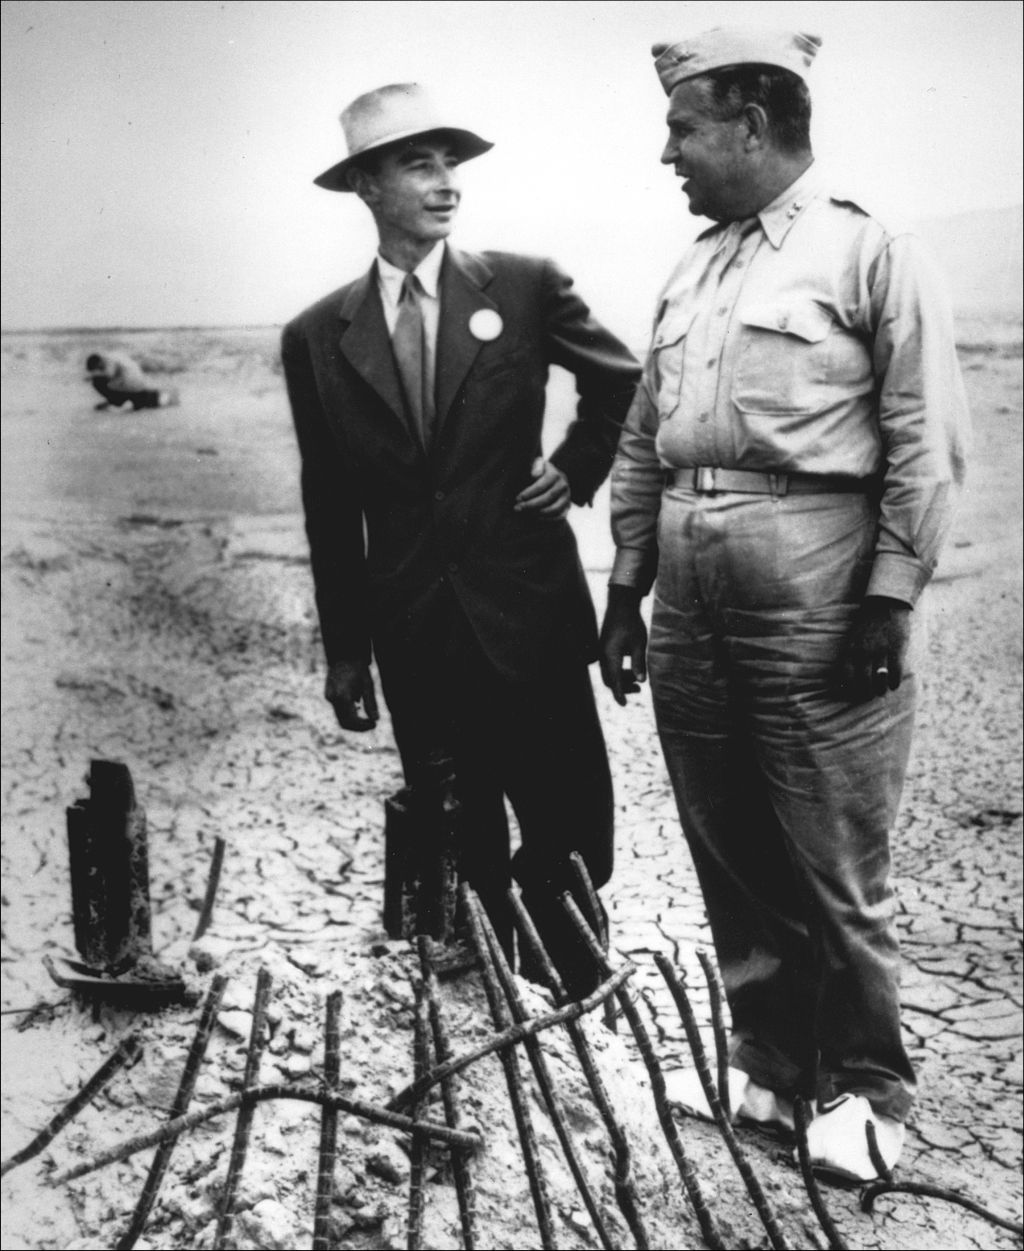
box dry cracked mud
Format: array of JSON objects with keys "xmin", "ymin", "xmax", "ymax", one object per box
[{"xmin": 2, "ymin": 326, "xmax": 1021, "ymax": 1250}]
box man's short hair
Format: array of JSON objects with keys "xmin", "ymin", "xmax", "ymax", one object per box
[
  {"xmin": 700, "ymin": 64, "xmax": 812, "ymax": 153},
  {"xmin": 346, "ymin": 147, "xmax": 386, "ymax": 181},
  {"xmin": 345, "ymin": 129, "xmax": 470, "ymax": 189}
]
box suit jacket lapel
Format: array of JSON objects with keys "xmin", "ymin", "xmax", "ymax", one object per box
[
  {"xmin": 435, "ymin": 247, "xmax": 498, "ymax": 431},
  {"xmin": 337, "ymin": 265, "xmax": 407, "ymax": 426}
]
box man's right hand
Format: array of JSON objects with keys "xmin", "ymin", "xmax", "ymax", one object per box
[
  {"xmin": 599, "ymin": 585, "xmax": 648, "ymax": 706},
  {"xmin": 325, "ymin": 660, "xmax": 379, "ymax": 731}
]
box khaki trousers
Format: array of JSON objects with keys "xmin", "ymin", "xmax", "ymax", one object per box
[{"xmin": 649, "ymin": 485, "xmax": 918, "ymax": 1119}]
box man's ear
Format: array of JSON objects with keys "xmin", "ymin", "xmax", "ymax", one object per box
[
  {"xmin": 740, "ymin": 103, "xmax": 770, "ymax": 150},
  {"xmin": 347, "ymin": 166, "xmax": 376, "ymax": 204}
]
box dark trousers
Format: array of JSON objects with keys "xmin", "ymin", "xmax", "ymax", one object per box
[
  {"xmin": 382, "ymin": 607, "xmax": 614, "ymax": 980},
  {"xmin": 649, "ymin": 487, "xmax": 918, "ymax": 1120}
]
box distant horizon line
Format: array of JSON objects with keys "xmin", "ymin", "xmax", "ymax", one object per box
[
  {"xmin": 4, "ymin": 309, "xmax": 1022, "ymax": 339},
  {"xmin": 0, "ymin": 323, "xmax": 284, "ymax": 336}
]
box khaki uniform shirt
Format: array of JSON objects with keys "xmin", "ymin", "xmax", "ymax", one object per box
[{"xmin": 610, "ymin": 165, "xmax": 970, "ymax": 605}]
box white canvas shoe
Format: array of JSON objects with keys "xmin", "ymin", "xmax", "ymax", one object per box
[
  {"xmin": 802, "ymin": 1093, "xmax": 905, "ymax": 1183},
  {"xmin": 664, "ymin": 1066, "xmax": 796, "ymax": 1132}
]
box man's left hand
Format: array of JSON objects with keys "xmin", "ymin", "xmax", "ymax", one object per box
[
  {"xmin": 514, "ymin": 457, "xmax": 571, "ymax": 519},
  {"xmin": 837, "ymin": 597, "xmax": 913, "ymax": 701}
]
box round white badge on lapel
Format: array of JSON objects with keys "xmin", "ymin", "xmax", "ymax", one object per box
[{"xmin": 468, "ymin": 309, "xmax": 503, "ymax": 341}]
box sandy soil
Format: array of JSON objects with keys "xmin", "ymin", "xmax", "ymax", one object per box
[{"xmin": 1, "ymin": 323, "xmax": 1021, "ymax": 1250}]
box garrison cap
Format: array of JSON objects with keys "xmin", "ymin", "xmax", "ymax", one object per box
[{"xmin": 652, "ymin": 27, "xmax": 822, "ymax": 94}]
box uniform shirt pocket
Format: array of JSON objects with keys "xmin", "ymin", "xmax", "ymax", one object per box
[
  {"xmin": 652, "ymin": 306, "xmax": 697, "ymax": 420},
  {"xmin": 732, "ymin": 301, "xmax": 834, "ymax": 416}
]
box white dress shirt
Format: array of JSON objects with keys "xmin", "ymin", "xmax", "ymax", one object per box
[{"xmin": 376, "ymin": 240, "xmax": 444, "ymax": 359}]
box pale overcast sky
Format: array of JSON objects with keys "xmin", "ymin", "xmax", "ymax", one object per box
[{"xmin": 2, "ymin": 0, "xmax": 1021, "ymax": 335}]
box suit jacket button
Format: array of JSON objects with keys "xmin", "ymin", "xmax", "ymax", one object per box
[
  {"xmin": 434, "ymin": 490, "xmax": 445, "ymax": 501},
  {"xmin": 448, "ymin": 561, "xmax": 458, "ymax": 572}
]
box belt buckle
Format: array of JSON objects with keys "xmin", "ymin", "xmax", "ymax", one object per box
[{"xmin": 694, "ymin": 466, "xmax": 716, "ymax": 493}]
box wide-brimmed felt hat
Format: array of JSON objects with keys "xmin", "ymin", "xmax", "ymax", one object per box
[{"xmin": 314, "ymin": 82, "xmax": 493, "ymax": 192}]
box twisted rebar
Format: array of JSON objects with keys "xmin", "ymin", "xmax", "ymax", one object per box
[
  {"xmin": 509, "ymin": 888, "xmax": 650, "ymax": 1250},
  {"xmin": 463, "ymin": 886, "xmax": 557, "ymax": 1249},
  {"xmin": 476, "ymin": 892, "xmax": 618, "ymax": 1250},
  {"xmin": 51, "ymin": 1084, "xmax": 482, "ymax": 1187},
  {"xmin": 656, "ymin": 954, "xmax": 791, "ymax": 1250},
  {"xmin": 695, "ymin": 949, "xmax": 732, "ymax": 1121},
  {"xmin": 418, "ymin": 935, "xmax": 478, "ymax": 1250},
  {"xmin": 793, "ymin": 1097, "xmax": 849, "ymax": 1251},
  {"xmin": 1, "ymin": 1033, "xmax": 142, "ymax": 1178},
  {"xmin": 387, "ymin": 962, "xmax": 634, "ymax": 1115},
  {"xmin": 561, "ymin": 894, "xmax": 725, "ymax": 1251},
  {"xmin": 192, "ymin": 836, "xmax": 226, "ymax": 942},
  {"xmin": 116, "ymin": 973, "xmax": 227, "ymax": 1250},
  {"xmin": 312, "ymin": 989, "xmax": 343, "ymax": 1250},
  {"xmin": 861, "ymin": 1180, "xmax": 1024, "ymax": 1236},
  {"xmin": 213, "ymin": 966, "xmax": 273, "ymax": 1250}
]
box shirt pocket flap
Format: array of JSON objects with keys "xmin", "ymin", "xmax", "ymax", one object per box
[
  {"xmin": 653, "ymin": 307, "xmax": 698, "ymax": 350},
  {"xmin": 739, "ymin": 302, "xmax": 831, "ymax": 343}
]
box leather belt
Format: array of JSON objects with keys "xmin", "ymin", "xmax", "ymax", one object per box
[{"xmin": 669, "ymin": 466, "xmax": 873, "ymax": 496}]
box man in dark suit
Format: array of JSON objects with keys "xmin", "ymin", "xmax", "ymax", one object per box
[{"xmin": 281, "ymin": 84, "xmax": 639, "ymax": 985}]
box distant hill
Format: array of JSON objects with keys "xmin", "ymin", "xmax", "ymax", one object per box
[{"xmin": 914, "ymin": 204, "xmax": 1023, "ymax": 316}]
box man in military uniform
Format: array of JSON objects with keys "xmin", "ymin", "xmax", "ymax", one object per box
[{"xmin": 600, "ymin": 29, "xmax": 969, "ymax": 1180}]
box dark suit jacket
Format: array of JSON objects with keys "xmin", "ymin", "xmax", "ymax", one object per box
[{"xmin": 281, "ymin": 246, "xmax": 640, "ymax": 687}]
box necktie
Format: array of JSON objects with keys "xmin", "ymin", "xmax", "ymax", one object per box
[{"xmin": 392, "ymin": 273, "xmax": 435, "ymax": 446}]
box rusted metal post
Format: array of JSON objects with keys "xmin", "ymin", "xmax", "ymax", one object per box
[
  {"xmin": 417, "ymin": 754, "xmax": 460, "ymax": 943},
  {"xmin": 384, "ymin": 787, "xmax": 415, "ymax": 938},
  {"xmin": 383, "ymin": 753, "xmax": 460, "ymax": 942},
  {"xmin": 66, "ymin": 759, "xmax": 153, "ymax": 972},
  {"xmin": 57, "ymin": 760, "xmax": 185, "ymax": 1004}
]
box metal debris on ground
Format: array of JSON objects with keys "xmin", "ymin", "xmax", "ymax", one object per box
[
  {"xmin": 794, "ymin": 1096, "xmax": 850, "ymax": 1251},
  {"xmin": 0, "ymin": 1033, "xmax": 143, "ymax": 1179},
  {"xmin": 49, "ymin": 760, "xmax": 188, "ymax": 1005},
  {"xmin": 30, "ymin": 850, "xmax": 1017, "ymax": 1251},
  {"xmin": 213, "ymin": 965, "xmax": 273, "ymax": 1249},
  {"xmin": 656, "ymin": 952, "xmax": 792, "ymax": 1251}
]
